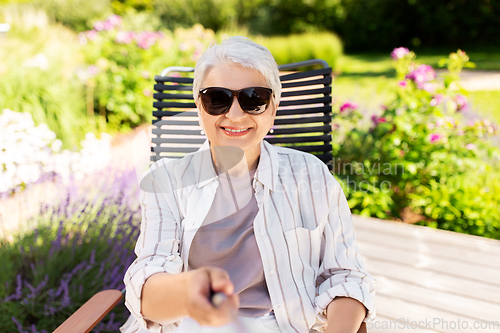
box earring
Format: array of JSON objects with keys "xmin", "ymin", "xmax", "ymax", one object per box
[
  {"xmin": 269, "ymin": 128, "xmax": 274, "ymax": 134},
  {"xmin": 200, "ymin": 129, "xmax": 205, "ymax": 135}
]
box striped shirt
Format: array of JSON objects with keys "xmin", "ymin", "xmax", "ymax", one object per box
[{"xmin": 122, "ymin": 139, "xmax": 376, "ymax": 333}]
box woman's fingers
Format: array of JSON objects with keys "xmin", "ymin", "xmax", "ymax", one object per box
[
  {"xmin": 186, "ymin": 267, "xmax": 239, "ymax": 326},
  {"xmin": 207, "ymin": 267, "xmax": 234, "ymax": 295}
]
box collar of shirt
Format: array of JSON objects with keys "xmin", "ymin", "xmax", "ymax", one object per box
[{"xmin": 194, "ymin": 139, "xmax": 279, "ymax": 192}]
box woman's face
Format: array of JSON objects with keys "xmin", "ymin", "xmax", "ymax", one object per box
[{"xmin": 196, "ymin": 63, "xmax": 277, "ymax": 163}]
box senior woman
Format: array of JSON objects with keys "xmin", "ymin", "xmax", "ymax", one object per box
[{"xmin": 121, "ymin": 36, "xmax": 375, "ymax": 333}]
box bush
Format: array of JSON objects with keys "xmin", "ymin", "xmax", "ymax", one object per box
[
  {"xmin": 255, "ymin": 31, "xmax": 343, "ymax": 71},
  {"xmin": 0, "ymin": 7, "xmax": 95, "ymax": 149},
  {"xmin": 79, "ymin": 17, "xmax": 216, "ymax": 132},
  {"xmin": 332, "ymin": 49, "xmax": 500, "ymax": 239},
  {"xmin": 321, "ymin": 0, "xmax": 500, "ymax": 51},
  {"xmin": 32, "ymin": 0, "xmax": 112, "ymax": 32},
  {"xmin": 0, "ymin": 168, "xmax": 140, "ymax": 332}
]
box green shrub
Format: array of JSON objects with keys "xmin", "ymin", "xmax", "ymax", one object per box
[
  {"xmin": 254, "ymin": 32, "xmax": 343, "ymax": 71},
  {"xmin": 32, "ymin": 0, "xmax": 112, "ymax": 32},
  {"xmin": 80, "ymin": 18, "xmax": 216, "ymax": 132},
  {"xmin": 0, "ymin": 10, "xmax": 94, "ymax": 149},
  {"xmin": 332, "ymin": 49, "xmax": 500, "ymax": 239}
]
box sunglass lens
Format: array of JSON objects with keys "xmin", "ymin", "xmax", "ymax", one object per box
[
  {"xmin": 239, "ymin": 88, "xmax": 271, "ymax": 114},
  {"xmin": 201, "ymin": 89, "xmax": 232, "ymax": 115}
]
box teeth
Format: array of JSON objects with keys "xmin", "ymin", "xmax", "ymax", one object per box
[{"xmin": 223, "ymin": 127, "xmax": 249, "ymax": 133}]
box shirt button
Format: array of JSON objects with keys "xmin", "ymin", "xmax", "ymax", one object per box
[{"xmin": 270, "ymin": 269, "xmax": 276, "ymax": 275}]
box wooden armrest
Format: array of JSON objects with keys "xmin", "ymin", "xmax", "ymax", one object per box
[{"xmin": 53, "ymin": 289, "xmax": 123, "ymax": 333}]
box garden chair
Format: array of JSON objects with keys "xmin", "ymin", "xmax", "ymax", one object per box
[{"xmin": 54, "ymin": 60, "xmax": 369, "ymax": 333}]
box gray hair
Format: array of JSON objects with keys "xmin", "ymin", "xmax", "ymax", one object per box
[{"xmin": 193, "ymin": 36, "xmax": 281, "ymax": 105}]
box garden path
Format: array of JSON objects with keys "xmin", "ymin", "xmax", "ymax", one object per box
[
  {"xmin": 353, "ymin": 215, "xmax": 500, "ymax": 333},
  {"xmin": 443, "ymin": 69, "xmax": 500, "ymax": 91},
  {"xmin": 460, "ymin": 70, "xmax": 500, "ymax": 90}
]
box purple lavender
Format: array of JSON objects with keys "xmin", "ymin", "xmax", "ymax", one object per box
[{"xmin": 2, "ymin": 166, "xmax": 141, "ymax": 332}]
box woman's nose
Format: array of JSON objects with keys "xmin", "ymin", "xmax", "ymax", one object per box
[{"xmin": 225, "ymin": 96, "xmax": 247, "ymax": 121}]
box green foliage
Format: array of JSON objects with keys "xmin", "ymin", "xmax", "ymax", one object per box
[
  {"xmin": 7, "ymin": 0, "xmax": 500, "ymax": 52},
  {"xmin": 255, "ymin": 32, "xmax": 343, "ymax": 71},
  {"xmin": 111, "ymin": 0, "xmax": 154, "ymax": 14},
  {"xmin": 152, "ymin": 0, "xmax": 239, "ymax": 32},
  {"xmin": 80, "ymin": 21, "xmax": 216, "ymax": 132},
  {"xmin": 0, "ymin": 14, "xmax": 93, "ymax": 149},
  {"xmin": 326, "ymin": 0, "xmax": 500, "ymax": 51},
  {"xmin": 31, "ymin": 0, "xmax": 112, "ymax": 32},
  {"xmin": 333, "ymin": 50, "xmax": 500, "ymax": 239}
]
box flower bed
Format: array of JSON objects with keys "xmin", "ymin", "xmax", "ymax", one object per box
[
  {"xmin": 0, "ymin": 109, "xmax": 112, "ymax": 195},
  {"xmin": 332, "ymin": 49, "xmax": 500, "ymax": 239},
  {"xmin": 0, "ymin": 166, "xmax": 140, "ymax": 333}
]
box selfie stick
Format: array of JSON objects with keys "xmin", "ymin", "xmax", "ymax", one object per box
[{"xmin": 211, "ymin": 291, "xmax": 249, "ymax": 333}]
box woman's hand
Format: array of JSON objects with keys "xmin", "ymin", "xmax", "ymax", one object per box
[
  {"xmin": 141, "ymin": 267, "xmax": 238, "ymax": 326},
  {"xmin": 185, "ymin": 266, "xmax": 239, "ymax": 326}
]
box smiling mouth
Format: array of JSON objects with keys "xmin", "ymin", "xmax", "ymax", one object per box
[{"xmin": 221, "ymin": 127, "xmax": 252, "ymax": 133}]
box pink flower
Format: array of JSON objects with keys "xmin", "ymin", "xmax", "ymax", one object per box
[
  {"xmin": 428, "ymin": 133, "xmax": 443, "ymax": 143},
  {"xmin": 138, "ymin": 39, "xmax": 150, "ymax": 49},
  {"xmin": 455, "ymin": 94, "xmax": 468, "ymax": 111},
  {"xmin": 143, "ymin": 89, "xmax": 152, "ymax": 97},
  {"xmin": 103, "ymin": 21, "xmax": 114, "ymax": 31},
  {"xmin": 391, "ymin": 47, "xmax": 410, "ymax": 60},
  {"xmin": 465, "ymin": 143, "xmax": 476, "ymax": 150},
  {"xmin": 399, "ymin": 149, "xmax": 405, "ymax": 157},
  {"xmin": 406, "ymin": 64, "xmax": 436, "ymax": 90},
  {"xmin": 115, "ymin": 31, "xmax": 134, "ymax": 44},
  {"xmin": 340, "ymin": 101, "xmax": 358, "ymax": 113},
  {"xmin": 86, "ymin": 30, "xmax": 98, "ymax": 41},
  {"xmin": 491, "ymin": 124, "xmax": 499, "ymax": 134},
  {"xmin": 93, "ymin": 21, "xmax": 104, "ymax": 31},
  {"xmin": 371, "ymin": 115, "xmax": 387, "ymax": 126},
  {"xmin": 87, "ymin": 65, "xmax": 99, "ymax": 76},
  {"xmin": 457, "ymin": 129, "xmax": 464, "ymax": 136},
  {"xmin": 422, "ymin": 83, "xmax": 436, "ymax": 93},
  {"xmin": 107, "ymin": 14, "xmax": 121, "ymax": 27},
  {"xmin": 435, "ymin": 118, "xmax": 445, "ymax": 127},
  {"xmin": 191, "ymin": 49, "xmax": 202, "ymax": 61},
  {"xmin": 398, "ymin": 80, "xmax": 407, "ymax": 88},
  {"xmin": 135, "ymin": 32, "xmax": 157, "ymax": 49},
  {"xmin": 430, "ymin": 94, "xmax": 444, "ymax": 106}
]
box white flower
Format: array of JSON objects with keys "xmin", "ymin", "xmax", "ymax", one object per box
[
  {"xmin": 22, "ymin": 54, "xmax": 49, "ymax": 71},
  {"xmin": 1, "ymin": 109, "xmax": 113, "ymax": 193},
  {"xmin": 51, "ymin": 139, "xmax": 62, "ymax": 152}
]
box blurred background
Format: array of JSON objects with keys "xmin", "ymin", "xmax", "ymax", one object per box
[{"xmin": 0, "ymin": 0, "xmax": 499, "ymax": 332}]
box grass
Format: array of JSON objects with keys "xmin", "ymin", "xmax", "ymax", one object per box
[
  {"xmin": 468, "ymin": 90, "xmax": 500, "ymax": 125},
  {"xmin": 334, "ymin": 49, "xmax": 500, "ymax": 127}
]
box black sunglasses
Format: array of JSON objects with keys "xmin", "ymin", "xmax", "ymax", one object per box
[{"xmin": 199, "ymin": 86, "xmax": 273, "ymax": 116}]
